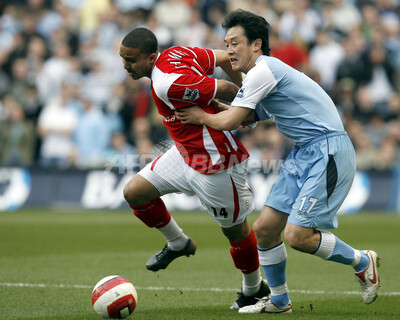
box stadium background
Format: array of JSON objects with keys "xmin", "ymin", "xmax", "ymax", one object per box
[
  {"xmin": 1, "ymin": 2, "xmax": 399, "ymax": 320},
  {"xmin": 0, "ymin": 0, "xmax": 399, "ymax": 213}
]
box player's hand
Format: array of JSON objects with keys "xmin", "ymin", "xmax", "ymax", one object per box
[{"xmin": 175, "ymin": 106, "xmax": 205, "ymax": 125}]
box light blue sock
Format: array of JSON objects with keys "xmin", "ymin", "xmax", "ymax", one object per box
[
  {"xmin": 313, "ymin": 231, "xmax": 369, "ymax": 272},
  {"xmin": 258, "ymin": 242, "xmax": 290, "ymax": 307},
  {"xmin": 353, "ymin": 252, "xmax": 369, "ymax": 273},
  {"xmin": 261, "ymin": 260, "xmax": 290, "ymax": 307}
]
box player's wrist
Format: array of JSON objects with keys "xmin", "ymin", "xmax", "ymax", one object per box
[{"xmin": 200, "ymin": 113, "xmax": 209, "ymax": 125}]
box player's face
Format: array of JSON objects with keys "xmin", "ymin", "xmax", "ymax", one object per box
[
  {"xmin": 119, "ymin": 45, "xmax": 155, "ymax": 80},
  {"xmin": 225, "ymin": 26, "xmax": 260, "ymax": 74}
]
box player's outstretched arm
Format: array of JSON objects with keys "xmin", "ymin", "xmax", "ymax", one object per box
[{"xmin": 175, "ymin": 103, "xmax": 251, "ymax": 131}]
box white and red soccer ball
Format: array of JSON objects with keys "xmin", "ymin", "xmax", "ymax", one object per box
[{"xmin": 92, "ymin": 275, "xmax": 138, "ymax": 319}]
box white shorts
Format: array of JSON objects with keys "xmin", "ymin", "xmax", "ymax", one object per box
[{"xmin": 138, "ymin": 145, "xmax": 254, "ymax": 228}]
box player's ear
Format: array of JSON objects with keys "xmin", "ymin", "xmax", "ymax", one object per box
[
  {"xmin": 148, "ymin": 52, "xmax": 157, "ymax": 64},
  {"xmin": 253, "ymin": 38, "xmax": 262, "ymax": 53}
]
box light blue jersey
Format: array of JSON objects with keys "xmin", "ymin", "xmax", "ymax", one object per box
[
  {"xmin": 232, "ymin": 55, "xmax": 344, "ymax": 145},
  {"xmin": 232, "ymin": 55, "xmax": 355, "ymax": 229}
]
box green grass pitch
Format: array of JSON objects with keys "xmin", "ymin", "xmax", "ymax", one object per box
[{"xmin": 0, "ymin": 209, "xmax": 399, "ymax": 320}]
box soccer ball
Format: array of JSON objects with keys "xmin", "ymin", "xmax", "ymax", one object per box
[{"xmin": 92, "ymin": 275, "xmax": 138, "ymax": 319}]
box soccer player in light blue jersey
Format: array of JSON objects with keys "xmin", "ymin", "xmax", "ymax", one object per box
[{"xmin": 176, "ymin": 9, "xmax": 380, "ymax": 314}]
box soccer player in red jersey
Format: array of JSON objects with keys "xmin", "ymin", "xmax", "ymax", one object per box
[{"xmin": 120, "ymin": 27, "xmax": 269, "ymax": 309}]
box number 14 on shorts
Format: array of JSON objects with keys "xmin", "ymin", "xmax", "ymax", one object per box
[{"xmin": 211, "ymin": 207, "xmax": 229, "ymax": 218}]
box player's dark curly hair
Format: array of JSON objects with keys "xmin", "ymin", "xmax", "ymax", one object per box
[
  {"xmin": 121, "ymin": 28, "xmax": 158, "ymax": 55},
  {"xmin": 222, "ymin": 9, "xmax": 271, "ymax": 56}
]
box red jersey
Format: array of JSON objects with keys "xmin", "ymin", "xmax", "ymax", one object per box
[{"xmin": 151, "ymin": 46, "xmax": 249, "ymax": 174}]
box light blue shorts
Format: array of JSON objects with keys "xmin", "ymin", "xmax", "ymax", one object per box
[{"xmin": 265, "ymin": 131, "xmax": 356, "ymax": 229}]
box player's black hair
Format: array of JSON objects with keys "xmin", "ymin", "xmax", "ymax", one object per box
[
  {"xmin": 121, "ymin": 27, "xmax": 158, "ymax": 55},
  {"xmin": 222, "ymin": 9, "xmax": 271, "ymax": 56}
]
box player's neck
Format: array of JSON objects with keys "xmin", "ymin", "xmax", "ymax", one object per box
[{"xmin": 243, "ymin": 52, "xmax": 262, "ymax": 74}]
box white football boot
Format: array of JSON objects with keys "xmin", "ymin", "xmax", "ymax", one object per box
[
  {"xmin": 238, "ymin": 296, "xmax": 292, "ymax": 314},
  {"xmin": 355, "ymin": 250, "xmax": 380, "ymax": 304}
]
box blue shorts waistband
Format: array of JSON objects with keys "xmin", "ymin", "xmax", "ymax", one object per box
[{"xmin": 296, "ymin": 131, "xmax": 347, "ymax": 148}]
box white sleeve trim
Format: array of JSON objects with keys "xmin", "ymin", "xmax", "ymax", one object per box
[
  {"xmin": 208, "ymin": 78, "xmax": 217, "ymax": 105},
  {"xmin": 152, "ymin": 65, "xmax": 182, "ymax": 110}
]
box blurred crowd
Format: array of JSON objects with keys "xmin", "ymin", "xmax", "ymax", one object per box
[{"xmin": 0, "ymin": 0, "xmax": 399, "ymax": 172}]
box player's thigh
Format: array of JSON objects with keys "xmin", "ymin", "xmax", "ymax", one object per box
[
  {"xmin": 189, "ymin": 161, "xmax": 254, "ymax": 228},
  {"xmin": 138, "ymin": 146, "xmax": 194, "ymax": 197}
]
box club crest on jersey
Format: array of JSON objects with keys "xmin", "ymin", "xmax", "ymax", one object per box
[
  {"xmin": 237, "ymin": 87, "xmax": 245, "ymax": 98},
  {"xmin": 183, "ymin": 88, "xmax": 200, "ymax": 101}
]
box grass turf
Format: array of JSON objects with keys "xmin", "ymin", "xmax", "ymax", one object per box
[{"xmin": 0, "ymin": 209, "xmax": 399, "ymax": 319}]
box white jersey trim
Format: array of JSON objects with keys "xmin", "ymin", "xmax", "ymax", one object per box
[
  {"xmin": 152, "ymin": 65, "xmax": 182, "ymax": 110},
  {"xmin": 209, "ymin": 78, "xmax": 217, "ymax": 105},
  {"xmin": 223, "ymin": 131, "xmax": 238, "ymax": 151},
  {"xmin": 202, "ymin": 125, "xmax": 221, "ymax": 165}
]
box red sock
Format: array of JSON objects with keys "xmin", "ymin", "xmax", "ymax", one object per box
[
  {"xmin": 130, "ymin": 198, "xmax": 171, "ymax": 228},
  {"xmin": 230, "ymin": 229, "xmax": 259, "ymax": 274}
]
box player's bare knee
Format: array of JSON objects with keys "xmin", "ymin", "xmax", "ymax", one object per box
[
  {"xmin": 123, "ymin": 180, "xmax": 144, "ymax": 206},
  {"xmin": 283, "ymin": 229, "xmax": 298, "ymax": 249},
  {"xmin": 221, "ymin": 221, "xmax": 250, "ymax": 242},
  {"xmin": 123, "ymin": 181, "xmax": 136, "ymax": 204},
  {"xmin": 252, "ymin": 218, "xmax": 268, "ymax": 241},
  {"xmin": 124, "ymin": 175, "xmax": 160, "ymax": 206},
  {"xmin": 284, "ymin": 228, "xmax": 309, "ymax": 251}
]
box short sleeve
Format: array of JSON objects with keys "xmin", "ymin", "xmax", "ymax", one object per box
[
  {"xmin": 231, "ymin": 58, "xmax": 277, "ymax": 110},
  {"xmin": 188, "ymin": 47, "xmax": 215, "ymax": 76}
]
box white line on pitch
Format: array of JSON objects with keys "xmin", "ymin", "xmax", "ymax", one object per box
[{"xmin": 0, "ymin": 282, "xmax": 399, "ymax": 296}]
